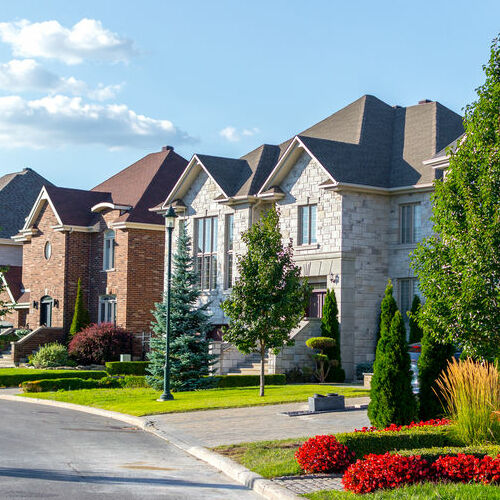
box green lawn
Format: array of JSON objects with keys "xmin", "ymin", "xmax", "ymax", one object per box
[
  {"xmin": 304, "ymin": 482, "xmax": 500, "ymax": 499},
  {"xmin": 19, "ymin": 384, "xmax": 369, "ymax": 416}
]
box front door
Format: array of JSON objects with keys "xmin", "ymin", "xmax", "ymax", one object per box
[{"xmin": 40, "ymin": 296, "xmax": 53, "ymax": 327}]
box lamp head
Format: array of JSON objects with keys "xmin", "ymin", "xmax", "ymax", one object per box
[{"xmin": 164, "ymin": 206, "xmax": 177, "ymax": 229}]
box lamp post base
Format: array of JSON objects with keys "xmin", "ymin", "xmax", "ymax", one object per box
[{"xmin": 157, "ymin": 392, "xmax": 174, "ymax": 402}]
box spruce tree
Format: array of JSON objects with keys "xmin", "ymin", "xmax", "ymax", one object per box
[
  {"xmin": 321, "ymin": 289, "xmax": 345, "ymax": 382},
  {"xmin": 69, "ymin": 278, "xmax": 90, "ymax": 336},
  {"xmin": 368, "ymin": 310, "xmax": 417, "ymax": 427},
  {"xmin": 418, "ymin": 329, "xmax": 455, "ymax": 420},
  {"xmin": 146, "ymin": 223, "xmax": 214, "ymax": 391},
  {"xmin": 408, "ymin": 295, "xmax": 423, "ymax": 344}
]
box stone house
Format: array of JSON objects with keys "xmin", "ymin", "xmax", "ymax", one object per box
[
  {"xmin": 10, "ymin": 147, "xmax": 187, "ymax": 357},
  {"xmin": 156, "ymin": 95, "xmax": 464, "ymax": 380},
  {"xmin": 0, "ymin": 167, "xmax": 54, "ymax": 329}
]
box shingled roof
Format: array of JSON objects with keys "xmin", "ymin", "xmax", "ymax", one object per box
[
  {"xmin": 0, "ymin": 168, "xmax": 54, "ymax": 238},
  {"xmin": 0, "ymin": 265, "xmax": 23, "ymax": 302}
]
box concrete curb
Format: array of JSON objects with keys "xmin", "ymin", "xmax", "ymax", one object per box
[{"xmin": 0, "ymin": 394, "xmax": 301, "ymax": 500}]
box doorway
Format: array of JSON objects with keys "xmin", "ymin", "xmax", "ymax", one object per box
[{"xmin": 40, "ymin": 296, "xmax": 53, "ymax": 327}]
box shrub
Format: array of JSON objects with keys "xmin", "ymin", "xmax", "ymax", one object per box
[
  {"xmin": 342, "ymin": 453, "xmax": 431, "ymax": 493},
  {"xmin": 30, "ymin": 343, "xmax": 71, "ymax": 368},
  {"xmin": 118, "ymin": 375, "xmax": 148, "ymax": 388},
  {"xmin": 295, "ymin": 435, "xmax": 355, "ymax": 473},
  {"xmin": 69, "ymin": 277, "xmax": 90, "ymax": 336},
  {"xmin": 21, "ymin": 376, "xmax": 121, "ymax": 392},
  {"xmin": 436, "ymin": 358, "xmax": 500, "ymax": 444},
  {"xmin": 212, "ymin": 374, "xmax": 286, "ymax": 388},
  {"xmin": 418, "ymin": 328, "xmax": 455, "ymax": 420},
  {"xmin": 68, "ymin": 323, "xmax": 134, "ymax": 365},
  {"xmin": 397, "ymin": 444, "xmax": 500, "ymax": 463},
  {"xmin": 368, "ymin": 308, "xmax": 417, "ymax": 427},
  {"xmin": 0, "ymin": 370, "xmax": 106, "ymax": 387},
  {"xmin": 306, "ymin": 337, "xmax": 336, "ymax": 383},
  {"xmin": 354, "ymin": 418, "xmax": 451, "ymax": 433},
  {"xmin": 408, "ymin": 295, "xmax": 423, "ymax": 344},
  {"xmin": 105, "ymin": 361, "xmax": 148, "ymax": 375}
]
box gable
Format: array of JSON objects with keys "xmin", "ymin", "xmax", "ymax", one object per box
[{"xmin": 182, "ymin": 169, "xmax": 226, "ymax": 216}]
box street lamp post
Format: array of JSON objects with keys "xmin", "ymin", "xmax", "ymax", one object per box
[{"xmin": 158, "ymin": 206, "xmax": 177, "ymax": 401}]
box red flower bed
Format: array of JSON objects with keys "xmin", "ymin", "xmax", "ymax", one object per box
[
  {"xmin": 295, "ymin": 435, "xmax": 356, "ymax": 473},
  {"xmin": 354, "ymin": 418, "xmax": 451, "ymax": 433},
  {"xmin": 432, "ymin": 454, "xmax": 480, "ymax": 483},
  {"xmin": 475, "ymin": 455, "xmax": 500, "ymax": 485},
  {"xmin": 342, "ymin": 453, "xmax": 431, "ymax": 493}
]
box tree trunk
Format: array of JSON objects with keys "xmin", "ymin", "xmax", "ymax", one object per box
[{"xmin": 260, "ymin": 343, "xmax": 265, "ymax": 397}]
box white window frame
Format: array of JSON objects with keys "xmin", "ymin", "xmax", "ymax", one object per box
[
  {"xmin": 399, "ymin": 203, "xmax": 421, "ymax": 244},
  {"xmin": 298, "ymin": 204, "xmax": 317, "ymax": 245},
  {"xmin": 98, "ymin": 295, "xmax": 117, "ymax": 324},
  {"xmin": 103, "ymin": 229, "xmax": 115, "ymax": 270},
  {"xmin": 195, "ymin": 216, "xmax": 218, "ymax": 291},
  {"xmin": 225, "ymin": 213, "xmax": 234, "ymax": 289}
]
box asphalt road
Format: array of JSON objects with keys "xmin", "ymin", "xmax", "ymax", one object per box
[{"xmin": 0, "ymin": 399, "xmax": 258, "ymax": 499}]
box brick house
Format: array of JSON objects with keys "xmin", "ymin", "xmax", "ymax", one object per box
[
  {"xmin": 156, "ymin": 95, "xmax": 464, "ymax": 379},
  {"xmin": 11, "ymin": 147, "xmax": 187, "ymax": 356},
  {"xmin": 0, "ymin": 167, "xmax": 54, "ymax": 329}
]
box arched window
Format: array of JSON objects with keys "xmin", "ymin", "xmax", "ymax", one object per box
[
  {"xmin": 44, "ymin": 241, "xmax": 52, "ymax": 260},
  {"xmin": 103, "ymin": 229, "xmax": 115, "ymax": 270}
]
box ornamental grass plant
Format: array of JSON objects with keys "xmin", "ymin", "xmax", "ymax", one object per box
[{"xmin": 436, "ymin": 358, "xmax": 500, "ymax": 445}]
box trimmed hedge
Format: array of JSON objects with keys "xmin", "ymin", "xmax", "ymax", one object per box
[
  {"xmin": 397, "ymin": 444, "xmax": 500, "ymax": 462},
  {"xmin": 212, "ymin": 374, "xmax": 286, "ymax": 388},
  {"xmin": 22, "ymin": 376, "xmax": 121, "ymax": 392},
  {"xmin": 0, "ymin": 370, "xmax": 107, "ymax": 388},
  {"xmin": 105, "ymin": 361, "xmax": 148, "ymax": 375},
  {"xmin": 335, "ymin": 427, "xmax": 459, "ymax": 458}
]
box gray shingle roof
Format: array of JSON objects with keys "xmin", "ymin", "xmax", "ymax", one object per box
[{"xmin": 0, "ymin": 168, "xmax": 54, "ymax": 238}]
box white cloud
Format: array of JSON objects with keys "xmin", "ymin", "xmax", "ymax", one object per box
[
  {"xmin": 0, "ymin": 94, "xmax": 195, "ymax": 149},
  {"xmin": 0, "ymin": 19, "xmax": 135, "ymax": 65},
  {"xmin": 0, "ymin": 59, "xmax": 122, "ymax": 101},
  {"xmin": 220, "ymin": 126, "xmax": 260, "ymax": 142}
]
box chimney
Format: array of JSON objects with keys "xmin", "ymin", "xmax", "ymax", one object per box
[
  {"xmin": 162, "ymin": 145, "xmax": 174, "ymax": 152},
  {"xmin": 418, "ymin": 99, "xmax": 433, "ymax": 105}
]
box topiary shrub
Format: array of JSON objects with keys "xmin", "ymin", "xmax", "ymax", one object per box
[
  {"xmin": 368, "ymin": 309, "xmax": 417, "ymax": 427},
  {"xmin": 295, "ymin": 435, "xmax": 356, "ymax": 473},
  {"xmin": 69, "ymin": 278, "xmax": 90, "ymax": 337},
  {"xmin": 105, "ymin": 361, "xmax": 148, "ymax": 375},
  {"xmin": 30, "ymin": 342, "xmax": 72, "ymax": 368},
  {"xmin": 68, "ymin": 323, "xmax": 134, "ymax": 365},
  {"xmin": 418, "ymin": 328, "xmax": 455, "ymax": 420},
  {"xmin": 306, "ymin": 337, "xmax": 336, "ymax": 383}
]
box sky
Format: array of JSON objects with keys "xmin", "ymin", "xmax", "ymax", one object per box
[{"xmin": 0, "ymin": 0, "xmax": 498, "ymax": 189}]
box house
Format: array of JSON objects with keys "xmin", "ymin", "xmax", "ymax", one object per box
[
  {"xmin": 10, "ymin": 147, "xmax": 187, "ymax": 358},
  {"xmin": 0, "ymin": 167, "xmax": 54, "ymax": 329},
  {"xmin": 156, "ymin": 95, "xmax": 464, "ymax": 380}
]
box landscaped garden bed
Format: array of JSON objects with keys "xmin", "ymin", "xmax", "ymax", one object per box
[{"xmin": 17, "ymin": 384, "xmax": 369, "ymax": 416}]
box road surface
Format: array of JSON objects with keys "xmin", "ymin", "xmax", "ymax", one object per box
[{"xmin": 0, "ymin": 399, "xmax": 258, "ymax": 499}]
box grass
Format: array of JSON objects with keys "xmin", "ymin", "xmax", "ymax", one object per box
[
  {"xmin": 436, "ymin": 358, "xmax": 500, "ymax": 445},
  {"xmin": 304, "ymin": 482, "xmax": 500, "ymax": 499},
  {"xmin": 19, "ymin": 384, "xmax": 369, "ymax": 416}
]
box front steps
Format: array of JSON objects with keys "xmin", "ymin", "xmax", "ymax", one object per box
[
  {"xmin": 0, "ymin": 348, "xmax": 15, "ymax": 367},
  {"xmin": 225, "ymin": 352, "xmax": 269, "ymax": 376}
]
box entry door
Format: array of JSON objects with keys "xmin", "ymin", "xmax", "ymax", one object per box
[{"xmin": 40, "ymin": 297, "xmax": 53, "ymax": 327}]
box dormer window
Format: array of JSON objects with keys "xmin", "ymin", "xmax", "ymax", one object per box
[{"xmin": 103, "ymin": 229, "xmax": 115, "ymax": 270}]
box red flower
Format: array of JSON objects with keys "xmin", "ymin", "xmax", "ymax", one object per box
[{"xmin": 354, "ymin": 418, "xmax": 451, "ymax": 433}]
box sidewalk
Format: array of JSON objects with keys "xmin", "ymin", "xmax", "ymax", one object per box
[{"xmin": 144, "ymin": 397, "xmax": 370, "ymax": 447}]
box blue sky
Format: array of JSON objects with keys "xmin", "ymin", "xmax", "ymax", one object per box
[{"xmin": 0, "ymin": 0, "xmax": 498, "ymax": 189}]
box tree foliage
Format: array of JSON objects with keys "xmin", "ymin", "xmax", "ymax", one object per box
[
  {"xmin": 0, "ymin": 266, "xmax": 12, "ymax": 322},
  {"xmin": 306, "ymin": 336, "xmax": 335, "ymax": 383},
  {"xmin": 417, "ymin": 329, "xmax": 455, "ymax": 420},
  {"xmin": 408, "ymin": 295, "xmax": 423, "ymax": 344},
  {"xmin": 222, "ymin": 205, "xmax": 310, "ymax": 396},
  {"xmin": 320, "ymin": 289, "xmax": 345, "ymax": 382},
  {"xmin": 69, "ymin": 278, "xmax": 90, "ymax": 336},
  {"xmin": 146, "ymin": 223, "xmax": 214, "ymax": 392},
  {"xmin": 379, "ymin": 280, "xmax": 398, "ymax": 342},
  {"xmin": 411, "ymin": 35, "xmax": 500, "ymax": 359},
  {"xmin": 368, "ymin": 310, "xmax": 417, "ymax": 427}
]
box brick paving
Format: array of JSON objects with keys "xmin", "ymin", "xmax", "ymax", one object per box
[{"xmin": 272, "ymin": 473, "xmax": 344, "ymax": 494}]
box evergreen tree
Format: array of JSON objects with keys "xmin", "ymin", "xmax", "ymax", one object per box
[
  {"xmin": 321, "ymin": 289, "xmax": 345, "ymax": 382},
  {"xmin": 222, "ymin": 205, "xmax": 310, "ymax": 396},
  {"xmin": 368, "ymin": 310, "xmax": 417, "ymax": 427},
  {"xmin": 377, "ymin": 280, "xmax": 398, "ymax": 346},
  {"xmin": 146, "ymin": 223, "xmax": 214, "ymax": 391},
  {"xmin": 69, "ymin": 278, "xmax": 90, "ymax": 336},
  {"xmin": 418, "ymin": 329, "xmax": 455, "ymax": 420},
  {"xmin": 411, "ymin": 35, "xmax": 500, "ymax": 359},
  {"xmin": 408, "ymin": 295, "xmax": 423, "ymax": 344}
]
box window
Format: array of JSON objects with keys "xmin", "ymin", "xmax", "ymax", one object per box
[
  {"xmin": 400, "ymin": 203, "xmax": 421, "ymax": 244},
  {"xmin": 398, "ymin": 278, "xmax": 419, "ymax": 318},
  {"xmin": 195, "ymin": 217, "xmax": 218, "ymax": 290},
  {"xmin": 99, "ymin": 295, "xmax": 117, "ymax": 324},
  {"xmin": 44, "ymin": 241, "xmax": 52, "ymax": 260},
  {"xmin": 225, "ymin": 214, "xmax": 234, "ymax": 289},
  {"xmin": 103, "ymin": 229, "xmax": 115, "ymax": 270},
  {"xmin": 305, "ymin": 283, "xmax": 327, "ymax": 318},
  {"xmin": 298, "ymin": 205, "xmax": 317, "ymax": 245}
]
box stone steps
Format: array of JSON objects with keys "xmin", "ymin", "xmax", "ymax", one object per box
[{"xmin": 0, "ymin": 348, "xmax": 15, "ymax": 367}]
